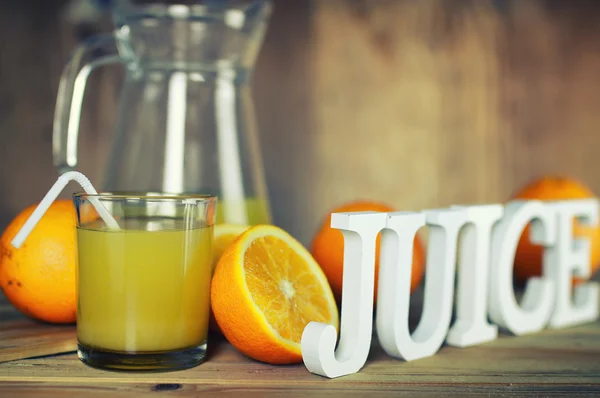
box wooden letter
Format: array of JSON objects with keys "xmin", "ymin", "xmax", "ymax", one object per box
[
  {"xmin": 546, "ymin": 199, "xmax": 599, "ymax": 328},
  {"xmin": 376, "ymin": 211, "xmax": 425, "ymax": 358},
  {"xmin": 376, "ymin": 209, "xmax": 468, "ymax": 361},
  {"xmin": 446, "ymin": 204, "xmax": 503, "ymax": 347},
  {"xmin": 301, "ymin": 211, "xmax": 387, "ymax": 378},
  {"xmin": 488, "ymin": 201, "xmax": 556, "ymax": 335}
]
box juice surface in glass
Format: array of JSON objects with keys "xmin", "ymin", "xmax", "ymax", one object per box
[{"xmin": 76, "ymin": 220, "xmax": 213, "ymax": 353}]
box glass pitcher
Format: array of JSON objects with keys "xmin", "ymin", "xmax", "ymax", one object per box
[{"xmin": 52, "ymin": 0, "xmax": 273, "ymax": 226}]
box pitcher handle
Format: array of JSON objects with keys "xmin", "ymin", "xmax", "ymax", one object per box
[{"xmin": 52, "ymin": 33, "xmax": 135, "ymax": 174}]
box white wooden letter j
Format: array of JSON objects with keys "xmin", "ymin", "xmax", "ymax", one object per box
[{"xmin": 301, "ymin": 211, "xmax": 387, "ymax": 379}]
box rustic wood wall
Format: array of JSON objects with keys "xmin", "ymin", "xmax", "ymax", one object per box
[{"xmin": 1, "ymin": 0, "xmax": 599, "ymax": 245}]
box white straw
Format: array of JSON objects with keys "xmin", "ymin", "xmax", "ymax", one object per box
[{"xmin": 11, "ymin": 171, "xmax": 120, "ymax": 249}]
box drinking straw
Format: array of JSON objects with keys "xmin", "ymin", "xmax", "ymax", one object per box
[{"xmin": 11, "ymin": 171, "xmax": 120, "ymax": 249}]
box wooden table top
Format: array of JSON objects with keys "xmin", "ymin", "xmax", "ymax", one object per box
[{"xmin": 1, "ymin": 292, "xmax": 600, "ymax": 397}]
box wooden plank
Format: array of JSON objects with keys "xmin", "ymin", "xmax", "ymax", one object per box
[
  {"xmin": 1, "ymin": 291, "xmax": 600, "ymax": 395},
  {"xmin": 498, "ymin": 0, "xmax": 600, "ymax": 194},
  {"xmin": 0, "ymin": 323, "xmax": 599, "ymax": 395},
  {"xmin": 302, "ymin": 0, "xmax": 600, "ymax": 245},
  {"xmin": 1, "ymin": 292, "xmax": 600, "ymax": 395},
  {"xmin": 0, "ymin": 302, "xmax": 77, "ymax": 363},
  {"xmin": 0, "ymin": 333, "xmax": 76, "ymax": 364},
  {"xmin": 0, "ymin": 296, "xmax": 77, "ymax": 363},
  {"xmin": 2, "ymin": 0, "xmax": 600, "ymax": 246},
  {"xmin": 0, "ymin": 323, "xmax": 599, "ymax": 384},
  {"xmin": 0, "ymin": 381, "xmax": 599, "ymax": 398},
  {"xmin": 310, "ymin": 0, "xmax": 505, "ymax": 213}
]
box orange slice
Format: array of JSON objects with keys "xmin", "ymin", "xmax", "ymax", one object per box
[{"xmin": 211, "ymin": 225, "xmax": 339, "ymax": 364}]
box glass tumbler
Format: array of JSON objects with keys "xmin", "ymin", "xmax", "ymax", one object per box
[{"xmin": 73, "ymin": 192, "xmax": 216, "ymax": 371}]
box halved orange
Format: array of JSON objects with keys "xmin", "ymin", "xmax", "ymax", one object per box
[{"xmin": 211, "ymin": 225, "xmax": 339, "ymax": 364}]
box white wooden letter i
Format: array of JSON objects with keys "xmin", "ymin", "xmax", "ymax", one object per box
[{"xmin": 446, "ymin": 204, "xmax": 503, "ymax": 347}]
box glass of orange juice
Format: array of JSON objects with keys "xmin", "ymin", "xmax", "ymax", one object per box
[{"xmin": 73, "ymin": 192, "xmax": 216, "ymax": 371}]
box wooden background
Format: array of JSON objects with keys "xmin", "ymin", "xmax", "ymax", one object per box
[{"xmin": 1, "ymin": 0, "xmax": 599, "ymax": 245}]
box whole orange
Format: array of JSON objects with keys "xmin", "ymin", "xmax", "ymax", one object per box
[
  {"xmin": 511, "ymin": 176, "xmax": 600, "ymax": 284},
  {"xmin": 310, "ymin": 200, "xmax": 426, "ymax": 302},
  {"xmin": 0, "ymin": 199, "xmax": 78, "ymax": 324}
]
